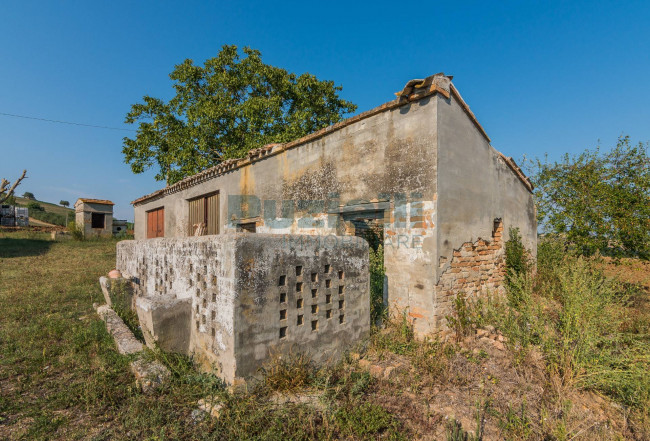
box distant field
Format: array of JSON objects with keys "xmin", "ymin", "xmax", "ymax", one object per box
[{"xmin": 12, "ymin": 197, "xmax": 73, "ymax": 226}]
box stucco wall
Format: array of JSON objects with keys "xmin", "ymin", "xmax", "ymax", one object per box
[
  {"xmin": 436, "ymin": 93, "xmax": 536, "ymax": 262},
  {"xmin": 434, "ymin": 92, "xmax": 537, "ymax": 327},
  {"xmin": 117, "ymin": 235, "xmax": 237, "ymax": 379}
]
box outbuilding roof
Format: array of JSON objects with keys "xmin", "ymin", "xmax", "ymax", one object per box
[{"xmin": 75, "ymin": 198, "xmax": 115, "ymax": 206}]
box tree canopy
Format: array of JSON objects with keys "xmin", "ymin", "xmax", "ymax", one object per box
[
  {"xmin": 529, "ymin": 136, "xmax": 650, "ymax": 259},
  {"xmin": 60, "ymin": 200, "xmax": 70, "ymax": 207},
  {"xmin": 22, "ymin": 191, "xmax": 34, "ymax": 200},
  {"xmin": 123, "ymin": 45, "xmax": 357, "ymax": 184}
]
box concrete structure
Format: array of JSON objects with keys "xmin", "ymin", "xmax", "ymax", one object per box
[
  {"xmin": 112, "ymin": 219, "xmax": 128, "ymax": 235},
  {"xmin": 130, "ymin": 73, "xmax": 537, "ymax": 337},
  {"xmin": 15, "ymin": 207, "xmax": 28, "ymax": 227},
  {"xmin": 0, "ymin": 205, "xmax": 29, "ymax": 227},
  {"xmin": 116, "ymin": 233, "xmax": 369, "ymax": 383},
  {"xmin": 74, "ymin": 199, "xmax": 114, "ymax": 237}
]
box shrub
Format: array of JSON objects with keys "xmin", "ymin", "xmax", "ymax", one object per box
[
  {"xmin": 1, "ymin": 194, "xmax": 16, "ymax": 205},
  {"xmin": 370, "ymin": 312, "xmax": 417, "ymax": 356},
  {"xmin": 29, "ymin": 210, "xmax": 66, "ymax": 226},
  {"xmin": 534, "ymin": 235, "xmax": 566, "ymax": 297},
  {"xmin": 68, "ymin": 221, "xmax": 84, "ymax": 241},
  {"xmin": 485, "ymin": 245, "xmax": 650, "ymax": 408}
]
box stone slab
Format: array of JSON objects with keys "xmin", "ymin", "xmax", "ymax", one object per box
[{"xmin": 96, "ymin": 304, "xmax": 143, "ymax": 355}]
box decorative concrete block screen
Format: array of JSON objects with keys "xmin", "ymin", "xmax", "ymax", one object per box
[{"xmin": 116, "ymin": 234, "xmax": 370, "ymax": 384}]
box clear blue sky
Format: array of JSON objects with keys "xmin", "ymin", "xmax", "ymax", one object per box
[{"xmin": 1, "ymin": 1, "xmax": 649, "ymax": 220}]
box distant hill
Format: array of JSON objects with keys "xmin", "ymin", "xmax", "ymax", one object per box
[{"xmin": 12, "ymin": 197, "xmax": 74, "ymax": 226}]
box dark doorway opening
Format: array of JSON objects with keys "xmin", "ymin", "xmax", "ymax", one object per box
[{"xmin": 339, "ymin": 207, "xmax": 387, "ymax": 324}]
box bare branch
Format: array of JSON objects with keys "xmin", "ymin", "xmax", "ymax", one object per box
[{"xmin": 0, "ymin": 170, "xmax": 27, "ymax": 205}]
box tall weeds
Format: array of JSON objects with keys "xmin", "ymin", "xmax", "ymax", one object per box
[
  {"xmin": 369, "ymin": 245, "xmax": 386, "ymax": 325},
  {"xmin": 487, "ymin": 236, "xmax": 650, "ymax": 409}
]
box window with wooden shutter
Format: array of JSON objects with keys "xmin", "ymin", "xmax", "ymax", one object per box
[{"xmin": 188, "ymin": 193, "xmax": 219, "ymax": 236}]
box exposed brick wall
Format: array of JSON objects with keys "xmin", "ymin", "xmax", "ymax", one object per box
[{"xmin": 434, "ymin": 221, "xmax": 506, "ymax": 328}]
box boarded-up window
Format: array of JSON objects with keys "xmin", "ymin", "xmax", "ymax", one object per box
[
  {"xmin": 91, "ymin": 213, "xmax": 105, "ymax": 229},
  {"xmin": 188, "ymin": 193, "xmax": 219, "ymax": 236},
  {"xmin": 147, "ymin": 207, "xmax": 164, "ymax": 238}
]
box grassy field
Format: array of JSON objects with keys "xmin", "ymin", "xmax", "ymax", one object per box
[
  {"xmin": 0, "ymin": 232, "xmax": 408, "ymax": 440},
  {"xmin": 0, "ymin": 231, "xmax": 648, "ymax": 440}
]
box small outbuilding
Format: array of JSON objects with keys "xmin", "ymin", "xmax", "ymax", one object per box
[{"xmin": 74, "ymin": 198, "xmax": 114, "ymax": 237}]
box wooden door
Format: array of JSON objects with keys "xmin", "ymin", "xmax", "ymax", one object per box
[{"xmin": 147, "ymin": 207, "xmax": 164, "ymax": 238}]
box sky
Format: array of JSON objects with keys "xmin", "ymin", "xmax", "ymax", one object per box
[{"xmin": 1, "ymin": 1, "xmax": 649, "ymax": 221}]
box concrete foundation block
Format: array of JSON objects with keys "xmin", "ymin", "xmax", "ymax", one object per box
[{"xmin": 135, "ymin": 296, "xmax": 191, "ymax": 353}]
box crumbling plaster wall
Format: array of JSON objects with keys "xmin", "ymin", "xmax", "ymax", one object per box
[
  {"xmin": 233, "ymin": 234, "xmax": 369, "ymax": 379},
  {"xmin": 117, "ymin": 235, "xmax": 237, "ymax": 379},
  {"xmin": 433, "ymin": 92, "xmax": 537, "ymax": 327},
  {"xmin": 133, "ymin": 96, "xmax": 440, "ymax": 334},
  {"xmin": 116, "ymin": 234, "xmax": 369, "ymax": 384}
]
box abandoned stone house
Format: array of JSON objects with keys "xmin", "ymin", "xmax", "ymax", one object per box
[{"xmin": 119, "ymin": 73, "xmax": 536, "ymax": 383}]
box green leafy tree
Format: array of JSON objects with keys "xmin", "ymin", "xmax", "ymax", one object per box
[
  {"xmin": 22, "ymin": 191, "xmax": 34, "ymax": 200},
  {"xmin": 123, "ymin": 45, "xmax": 357, "ymax": 184},
  {"xmin": 529, "ymin": 136, "xmax": 650, "ymax": 258},
  {"xmin": 59, "ymin": 200, "xmax": 70, "ymax": 207}
]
